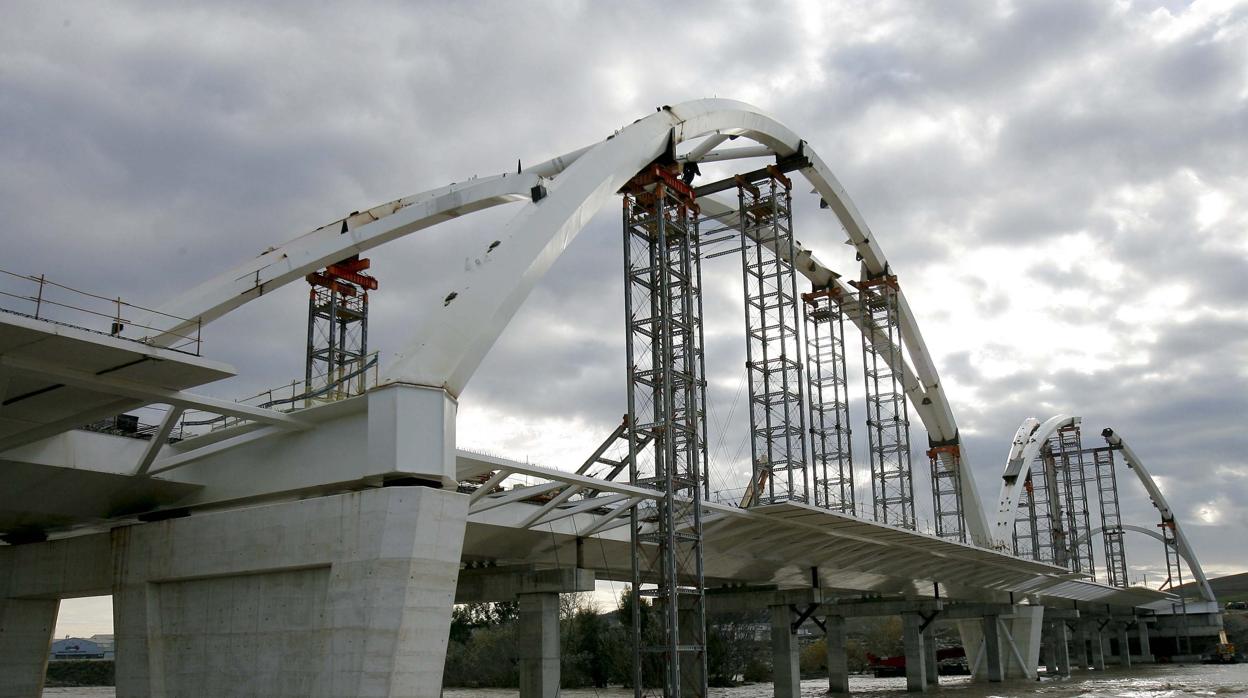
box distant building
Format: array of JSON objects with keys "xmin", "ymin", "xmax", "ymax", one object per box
[{"xmin": 49, "ymin": 637, "xmax": 109, "ymax": 660}]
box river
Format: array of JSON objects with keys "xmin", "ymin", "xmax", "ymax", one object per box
[{"xmin": 44, "ymin": 662, "xmax": 1248, "ymax": 696}]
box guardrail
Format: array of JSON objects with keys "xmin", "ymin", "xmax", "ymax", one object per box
[{"xmin": 0, "ymin": 268, "xmax": 202, "ymax": 355}]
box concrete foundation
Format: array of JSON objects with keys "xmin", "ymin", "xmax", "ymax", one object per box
[
  {"xmin": 770, "ymin": 605, "xmax": 800, "ymax": 698},
  {"xmin": 0, "ymin": 486, "xmax": 467, "ymax": 697},
  {"xmin": 902, "ymin": 613, "xmax": 927, "ymax": 693},
  {"xmin": 1051, "ymin": 621, "xmax": 1071, "ymax": 676}
]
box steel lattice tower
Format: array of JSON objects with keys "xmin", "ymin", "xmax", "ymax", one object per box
[
  {"xmin": 737, "ymin": 169, "xmax": 807, "ymax": 506},
  {"xmin": 1053, "ymin": 426, "xmax": 1095, "ymax": 577},
  {"xmin": 803, "ymin": 287, "xmax": 854, "ymax": 513},
  {"xmin": 856, "ymin": 276, "xmax": 915, "ymax": 529},
  {"xmin": 621, "ymin": 165, "xmax": 707, "ymax": 698},
  {"xmin": 1092, "ymin": 446, "xmax": 1129, "ymax": 586},
  {"xmin": 928, "ymin": 445, "xmax": 967, "ymax": 542},
  {"xmin": 305, "ymin": 256, "xmax": 376, "ymax": 404},
  {"xmin": 1013, "ymin": 476, "xmax": 1042, "ymax": 560}
]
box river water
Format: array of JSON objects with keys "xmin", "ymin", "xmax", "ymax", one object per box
[{"xmin": 44, "ymin": 662, "xmax": 1248, "ymax": 696}]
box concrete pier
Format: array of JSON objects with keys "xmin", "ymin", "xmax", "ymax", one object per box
[
  {"xmin": 823, "ymin": 613, "xmax": 850, "ymax": 694},
  {"xmin": 1072, "ymin": 624, "xmax": 1090, "ymax": 669},
  {"xmin": 1053, "ymin": 621, "xmax": 1071, "ymax": 676},
  {"xmin": 0, "ymin": 486, "xmax": 467, "ymax": 698},
  {"xmin": 1137, "ymin": 619, "xmax": 1154, "ymax": 662},
  {"xmin": 770, "ymin": 605, "xmax": 801, "ymax": 698},
  {"xmin": 902, "ymin": 613, "xmax": 927, "ymax": 692},
  {"xmin": 923, "ymin": 625, "xmax": 939, "ymax": 686},
  {"xmin": 1093, "ymin": 629, "xmax": 1108, "ymax": 669},
  {"xmin": 982, "ymin": 615, "xmax": 1004, "ymax": 682},
  {"xmin": 1118, "ymin": 625, "xmax": 1133, "ymax": 668},
  {"xmin": 517, "ymin": 593, "xmax": 560, "ymax": 697}
]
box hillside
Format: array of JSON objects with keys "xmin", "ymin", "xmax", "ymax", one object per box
[{"xmin": 1175, "ymin": 572, "xmax": 1248, "ymax": 603}]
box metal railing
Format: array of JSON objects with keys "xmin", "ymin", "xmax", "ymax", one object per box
[
  {"xmin": 0, "ymin": 268, "xmax": 202, "ymax": 355},
  {"xmin": 179, "ymin": 352, "xmax": 381, "ymax": 433}
]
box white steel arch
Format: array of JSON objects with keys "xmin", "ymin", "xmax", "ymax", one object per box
[
  {"xmin": 1072, "ymin": 523, "xmax": 1214, "ymax": 602},
  {"xmin": 1101, "ymin": 428, "xmax": 1216, "ymax": 603},
  {"xmin": 144, "ymin": 99, "xmax": 993, "ymax": 546},
  {"xmin": 992, "ymin": 414, "xmax": 1078, "ymax": 548},
  {"xmin": 994, "ymin": 417, "xmax": 1215, "ymax": 603}
]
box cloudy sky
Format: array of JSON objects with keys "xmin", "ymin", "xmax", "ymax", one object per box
[{"xmin": 3, "ymin": 0, "xmax": 1245, "ymax": 636}]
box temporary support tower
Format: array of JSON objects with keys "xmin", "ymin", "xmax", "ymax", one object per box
[
  {"xmin": 737, "ymin": 168, "xmax": 808, "ymax": 506},
  {"xmin": 621, "ymin": 165, "xmax": 708, "ymax": 698},
  {"xmin": 928, "ymin": 444, "xmax": 967, "ymax": 541},
  {"xmin": 1053, "ymin": 426, "xmax": 1095, "ymax": 577},
  {"xmin": 1013, "ymin": 476, "xmax": 1042, "ymax": 560},
  {"xmin": 1092, "ymin": 446, "xmax": 1129, "ymax": 586},
  {"xmin": 803, "ymin": 287, "xmax": 855, "ymax": 513},
  {"xmin": 304, "ymin": 256, "xmax": 376, "ymax": 403},
  {"xmin": 854, "ymin": 275, "xmax": 915, "ymax": 529}
]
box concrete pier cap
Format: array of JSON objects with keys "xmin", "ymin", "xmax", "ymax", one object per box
[{"xmin": 368, "ymin": 382, "xmax": 458, "ymax": 489}]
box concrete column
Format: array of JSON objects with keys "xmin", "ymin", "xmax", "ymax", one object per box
[
  {"xmin": 0, "ymin": 596, "xmax": 59, "ymax": 698},
  {"xmin": 1005, "ymin": 605, "xmax": 1044, "ymax": 680},
  {"xmin": 517, "ymin": 592, "xmax": 560, "ymax": 698},
  {"xmin": 1053, "ymin": 622, "xmax": 1071, "ymax": 676},
  {"xmin": 1091, "ymin": 629, "xmax": 1107, "ymax": 670},
  {"xmin": 1043, "ymin": 623, "xmax": 1058, "ymax": 674},
  {"xmin": 923, "ymin": 626, "xmax": 939, "ymax": 686},
  {"xmin": 770, "ymin": 605, "xmax": 801, "ymax": 698},
  {"xmin": 1117, "ymin": 626, "xmax": 1132, "ymax": 668},
  {"xmin": 1137, "ymin": 621, "xmax": 1154, "ymax": 663},
  {"xmin": 1072, "ymin": 624, "xmax": 1089, "ymax": 670},
  {"xmin": 824, "ymin": 614, "xmax": 849, "ymax": 694},
  {"xmin": 982, "ymin": 615, "xmax": 1004, "ymax": 682},
  {"xmin": 902, "ymin": 613, "xmax": 928, "ymax": 693}
]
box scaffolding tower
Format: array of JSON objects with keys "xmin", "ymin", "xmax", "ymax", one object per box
[
  {"xmin": 737, "ymin": 168, "xmax": 807, "ymax": 506},
  {"xmin": 803, "ymin": 287, "xmax": 854, "ymax": 513},
  {"xmin": 1159, "ymin": 518, "xmax": 1192, "ymax": 654},
  {"xmin": 855, "ymin": 275, "xmax": 915, "ymax": 529},
  {"xmin": 1053, "ymin": 426, "xmax": 1096, "ymax": 577},
  {"xmin": 1012, "ymin": 476, "xmax": 1042, "ymax": 561},
  {"xmin": 927, "ymin": 445, "xmax": 966, "ymax": 542},
  {"xmin": 305, "ymin": 256, "xmax": 377, "ymax": 403},
  {"xmin": 1092, "ymin": 446, "xmax": 1129, "ymax": 587},
  {"xmin": 621, "ymin": 165, "xmax": 708, "ymax": 698}
]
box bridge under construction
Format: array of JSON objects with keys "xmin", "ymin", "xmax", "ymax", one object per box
[{"xmin": 0, "ymin": 100, "xmax": 1229, "ymax": 697}]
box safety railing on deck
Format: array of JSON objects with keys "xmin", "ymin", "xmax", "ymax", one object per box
[
  {"xmin": 0, "ymin": 268, "xmax": 202, "ymax": 355},
  {"xmin": 179, "ymin": 352, "xmax": 381, "ymax": 433}
]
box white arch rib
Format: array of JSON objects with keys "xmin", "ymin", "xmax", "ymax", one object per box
[
  {"xmin": 992, "ymin": 414, "xmax": 1079, "ymax": 549},
  {"xmin": 1074, "ymin": 524, "xmax": 1213, "ymax": 602},
  {"xmin": 146, "ymin": 98, "xmax": 992, "ymax": 546}
]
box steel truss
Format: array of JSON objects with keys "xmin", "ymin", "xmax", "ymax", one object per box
[
  {"xmin": 305, "ymin": 256, "xmax": 376, "ymax": 404},
  {"xmin": 1052, "ymin": 426, "xmax": 1095, "ymax": 576},
  {"xmin": 1092, "ymin": 446, "xmax": 1129, "ymax": 587},
  {"xmin": 621, "ymin": 165, "xmax": 708, "ymax": 698},
  {"xmin": 855, "ymin": 276, "xmax": 915, "ymax": 529},
  {"xmin": 737, "ymin": 168, "xmax": 808, "ymax": 506},
  {"xmin": 802, "ymin": 287, "xmax": 854, "ymax": 513},
  {"xmin": 1013, "ymin": 475, "xmax": 1043, "ymax": 560},
  {"xmin": 927, "ymin": 445, "xmax": 966, "ymax": 542}
]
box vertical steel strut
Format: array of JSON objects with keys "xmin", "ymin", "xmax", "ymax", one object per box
[
  {"xmin": 737, "ymin": 168, "xmax": 808, "ymax": 506},
  {"xmin": 803, "ymin": 287, "xmax": 855, "ymax": 513},
  {"xmin": 854, "ymin": 275, "xmax": 915, "ymax": 529},
  {"xmin": 621, "ymin": 165, "xmax": 708, "ymax": 698},
  {"xmin": 1092, "ymin": 446, "xmax": 1129, "ymax": 586}
]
